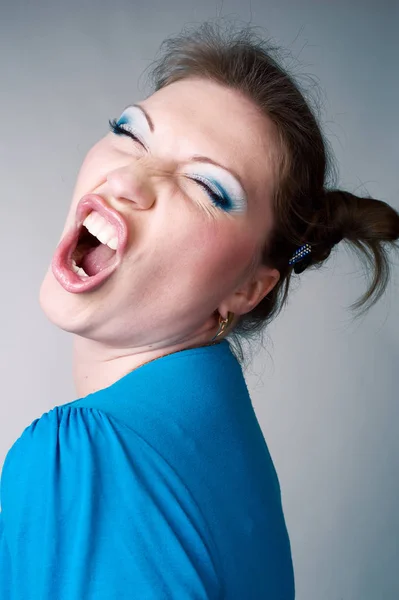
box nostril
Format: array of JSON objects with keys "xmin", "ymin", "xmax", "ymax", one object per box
[
  {"xmin": 107, "ymin": 180, "xmax": 138, "ymax": 204},
  {"xmin": 106, "ymin": 164, "xmax": 158, "ymax": 210}
]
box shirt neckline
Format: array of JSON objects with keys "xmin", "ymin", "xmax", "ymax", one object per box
[{"xmin": 61, "ymin": 339, "xmax": 230, "ymax": 409}]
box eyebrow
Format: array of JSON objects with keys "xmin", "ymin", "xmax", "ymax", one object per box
[
  {"xmin": 190, "ymin": 156, "xmax": 245, "ymax": 191},
  {"xmin": 132, "ymin": 103, "xmax": 245, "ymax": 191}
]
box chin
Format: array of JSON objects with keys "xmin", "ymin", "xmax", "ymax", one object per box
[{"xmin": 39, "ymin": 265, "xmax": 91, "ymax": 334}]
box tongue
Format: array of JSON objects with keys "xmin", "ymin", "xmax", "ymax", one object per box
[{"xmin": 80, "ymin": 244, "xmax": 116, "ymax": 277}]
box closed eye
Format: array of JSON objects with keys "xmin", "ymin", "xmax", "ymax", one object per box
[
  {"xmin": 108, "ymin": 118, "xmax": 146, "ymax": 149},
  {"xmin": 189, "ymin": 175, "xmax": 231, "ymax": 211}
]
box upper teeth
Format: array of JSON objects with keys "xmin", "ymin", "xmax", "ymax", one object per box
[{"xmin": 83, "ymin": 211, "xmax": 118, "ymax": 250}]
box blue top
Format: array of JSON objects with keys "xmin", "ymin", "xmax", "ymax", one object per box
[{"xmin": 0, "ymin": 340, "xmax": 294, "ymax": 599}]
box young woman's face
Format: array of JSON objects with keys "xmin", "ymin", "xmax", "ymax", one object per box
[{"xmin": 40, "ymin": 77, "xmax": 279, "ymax": 348}]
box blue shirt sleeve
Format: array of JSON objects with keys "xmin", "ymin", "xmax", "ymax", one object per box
[{"xmin": 0, "ymin": 406, "xmax": 222, "ymax": 600}]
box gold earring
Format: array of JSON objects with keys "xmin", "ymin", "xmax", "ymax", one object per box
[{"xmin": 211, "ymin": 311, "xmax": 235, "ymax": 341}]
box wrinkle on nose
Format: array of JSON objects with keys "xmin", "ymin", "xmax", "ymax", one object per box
[{"xmin": 106, "ymin": 165, "xmax": 155, "ymax": 208}]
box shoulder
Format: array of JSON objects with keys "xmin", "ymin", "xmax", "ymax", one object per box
[
  {"xmin": 3, "ymin": 405, "xmax": 223, "ymax": 571},
  {"xmin": 2, "ymin": 405, "xmax": 119, "ymax": 482},
  {"xmin": 4, "ymin": 403, "xmax": 135, "ymax": 461},
  {"xmin": 1, "ymin": 405, "xmax": 223, "ymax": 597},
  {"xmin": 2, "ymin": 404, "xmax": 166, "ymax": 500},
  {"xmin": 1, "ymin": 405, "xmax": 130, "ymax": 518}
]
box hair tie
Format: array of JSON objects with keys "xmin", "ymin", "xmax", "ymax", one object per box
[{"xmin": 288, "ymin": 243, "xmax": 312, "ymax": 274}]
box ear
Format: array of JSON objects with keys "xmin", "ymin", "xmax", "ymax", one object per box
[{"xmin": 220, "ymin": 264, "xmax": 280, "ymax": 318}]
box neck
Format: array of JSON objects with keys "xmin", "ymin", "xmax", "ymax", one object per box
[{"xmin": 72, "ymin": 334, "xmax": 221, "ymax": 398}]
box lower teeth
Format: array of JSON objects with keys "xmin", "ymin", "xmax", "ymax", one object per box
[{"xmin": 71, "ymin": 259, "xmax": 89, "ymax": 278}]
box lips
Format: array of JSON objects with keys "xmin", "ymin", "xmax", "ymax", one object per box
[{"xmin": 51, "ymin": 194, "xmax": 129, "ymax": 294}]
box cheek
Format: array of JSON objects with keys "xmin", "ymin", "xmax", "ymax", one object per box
[
  {"xmin": 212, "ymin": 236, "xmax": 253, "ymax": 282},
  {"xmin": 181, "ymin": 222, "xmax": 253, "ymax": 289},
  {"xmin": 56, "ymin": 144, "xmax": 111, "ymax": 239},
  {"xmin": 75, "ymin": 143, "xmax": 110, "ymax": 191}
]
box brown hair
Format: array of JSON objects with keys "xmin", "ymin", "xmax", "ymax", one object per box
[{"xmin": 146, "ymin": 22, "xmax": 399, "ymax": 366}]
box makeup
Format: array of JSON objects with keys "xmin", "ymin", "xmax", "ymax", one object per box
[{"xmin": 109, "ymin": 106, "xmax": 248, "ymax": 214}]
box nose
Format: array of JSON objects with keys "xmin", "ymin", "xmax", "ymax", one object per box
[{"xmin": 106, "ymin": 163, "xmax": 155, "ymax": 209}]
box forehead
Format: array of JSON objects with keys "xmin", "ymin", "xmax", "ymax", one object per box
[{"xmin": 140, "ymin": 78, "xmax": 277, "ymax": 229}]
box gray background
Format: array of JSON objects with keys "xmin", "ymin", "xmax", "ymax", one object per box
[{"xmin": 1, "ymin": 1, "xmax": 398, "ymax": 598}]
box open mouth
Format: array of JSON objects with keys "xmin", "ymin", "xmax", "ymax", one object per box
[
  {"xmin": 70, "ymin": 214, "xmax": 118, "ymax": 278},
  {"xmin": 51, "ymin": 194, "xmax": 128, "ymax": 294}
]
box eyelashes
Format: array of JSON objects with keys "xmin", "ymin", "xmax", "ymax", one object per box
[
  {"xmin": 108, "ymin": 117, "xmax": 232, "ymax": 211},
  {"xmin": 108, "ymin": 118, "xmax": 145, "ymax": 147},
  {"xmin": 188, "ymin": 175, "xmax": 230, "ymax": 210}
]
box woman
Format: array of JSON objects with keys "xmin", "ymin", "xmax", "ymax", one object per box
[{"xmin": 1, "ymin": 22, "xmax": 398, "ymax": 599}]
